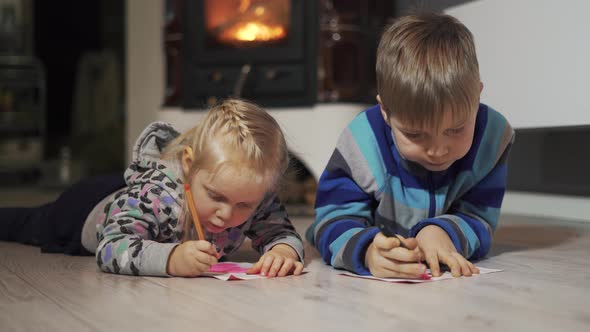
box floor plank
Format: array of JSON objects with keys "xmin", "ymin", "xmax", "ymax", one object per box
[
  {"xmin": 0, "ymin": 214, "xmax": 589, "ymax": 331},
  {"xmin": 0, "ymin": 263, "xmax": 91, "ymax": 331},
  {"xmin": 0, "ymin": 244, "xmax": 256, "ymax": 331}
]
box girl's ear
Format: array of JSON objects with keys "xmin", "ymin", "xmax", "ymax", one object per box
[{"xmin": 181, "ymin": 147, "xmax": 194, "ymax": 178}]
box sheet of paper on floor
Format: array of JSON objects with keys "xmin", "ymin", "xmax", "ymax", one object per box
[
  {"xmin": 340, "ymin": 266, "xmax": 502, "ymax": 283},
  {"xmin": 201, "ymin": 262, "xmax": 264, "ymax": 281}
]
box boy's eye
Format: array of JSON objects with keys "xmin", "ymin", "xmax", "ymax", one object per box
[
  {"xmin": 447, "ymin": 127, "xmax": 464, "ymax": 135},
  {"xmin": 403, "ymin": 132, "xmax": 423, "ymax": 139}
]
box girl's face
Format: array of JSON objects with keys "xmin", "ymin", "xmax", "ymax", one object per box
[{"xmin": 188, "ymin": 167, "xmax": 269, "ymax": 233}]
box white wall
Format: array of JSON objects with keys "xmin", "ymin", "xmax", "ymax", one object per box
[
  {"xmin": 126, "ymin": 0, "xmax": 162, "ymax": 157},
  {"xmin": 502, "ymin": 191, "xmax": 590, "ymax": 223},
  {"xmin": 447, "ymin": 0, "xmax": 590, "ymax": 129},
  {"xmin": 447, "ymin": 0, "xmax": 590, "ymax": 221}
]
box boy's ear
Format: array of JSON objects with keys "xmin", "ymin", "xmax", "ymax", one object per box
[
  {"xmin": 181, "ymin": 147, "xmax": 194, "ymax": 177},
  {"xmin": 480, "ymin": 81, "xmax": 484, "ymax": 93},
  {"xmin": 376, "ymin": 94, "xmax": 383, "ymax": 106},
  {"xmin": 376, "ymin": 94, "xmax": 389, "ymax": 123}
]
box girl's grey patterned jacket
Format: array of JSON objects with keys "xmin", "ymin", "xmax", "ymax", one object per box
[{"xmin": 95, "ymin": 122, "xmax": 304, "ymax": 276}]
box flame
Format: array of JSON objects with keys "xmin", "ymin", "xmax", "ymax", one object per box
[
  {"xmin": 220, "ymin": 21, "xmax": 286, "ymax": 42},
  {"xmin": 238, "ymin": 0, "xmax": 250, "ymax": 13}
]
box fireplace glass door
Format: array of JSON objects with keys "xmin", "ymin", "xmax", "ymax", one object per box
[
  {"xmin": 204, "ymin": 0, "xmax": 291, "ymax": 47},
  {"xmin": 181, "ymin": 0, "xmax": 317, "ymax": 107}
]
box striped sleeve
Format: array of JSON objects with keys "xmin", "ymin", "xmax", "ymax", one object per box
[
  {"xmin": 306, "ymin": 118, "xmax": 383, "ymax": 275},
  {"xmin": 410, "ymin": 114, "xmax": 515, "ymax": 259}
]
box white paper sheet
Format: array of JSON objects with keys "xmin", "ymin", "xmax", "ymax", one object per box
[{"xmin": 340, "ymin": 266, "xmax": 502, "ymax": 283}]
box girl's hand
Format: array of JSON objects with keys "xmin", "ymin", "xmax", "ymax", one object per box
[
  {"xmin": 247, "ymin": 244, "xmax": 304, "ymax": 277},
  {"xmin": 416, "ymin": 225, "xmax": 480, "ymax": 277},
  {"xmin": 167, "ymin": 240, "xmax": 219, "ymax": 277},
  {"xmin": 365, "ymin": 232, "xmax": 426, "ymax": 278}
]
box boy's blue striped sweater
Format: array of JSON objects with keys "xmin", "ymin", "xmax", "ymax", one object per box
[{"xmin": 306, "ymin": 103, "xmax": 514, "ymax": 275}]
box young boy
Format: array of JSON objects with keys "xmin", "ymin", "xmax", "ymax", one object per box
[{"xmin": 306, "ymin": 13, "xmax": 514, "ymax": 278}]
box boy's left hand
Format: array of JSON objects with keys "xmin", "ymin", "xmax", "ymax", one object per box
[
  {"xmin": 416, "ymin": 225, "xmax": 480, "ymax": 277},
  {"xmin": 246, "ymin": 244, "xmax": 304, "ymax": 277}
]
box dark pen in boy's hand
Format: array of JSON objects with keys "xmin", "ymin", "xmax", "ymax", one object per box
[
  {"xmin": 379, "ymin": 223, "xmax": 429, "ymax": 279},
  {"xmin": 378, "ymin": 223, "xmax": 408, "ymax": 248}
]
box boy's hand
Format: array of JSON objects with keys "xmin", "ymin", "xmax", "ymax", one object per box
[
  {"xmin": 416, "ymin": 225, "xmax": 480, "ymax": 277},
  {"xmin": 167, "ymin": 240, "xmax": 219, "ymax": 277},
  {"xmin": 247, "ymin": 244, "xmax": 304, "ymax": 277},
  {"xmin": 365, "ymin": 232, "xmax": 426, "ymax": 278}
]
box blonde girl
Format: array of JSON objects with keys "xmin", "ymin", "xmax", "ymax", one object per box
[{"xmin": 1, "ymin": 99, "xmax": 304, "ymax": 278}]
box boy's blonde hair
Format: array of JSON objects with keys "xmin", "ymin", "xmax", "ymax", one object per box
[
  {"xmin": 377, "ymin": 12, "xmax": 480, "ymax": 130},
  {"xmin": 164, "ymin": 99, "xmax": 289, "ymax": 190}
]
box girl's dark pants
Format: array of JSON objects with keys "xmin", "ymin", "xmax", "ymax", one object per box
[{"xmin": 0, "ymin": 174, "xmax": 125, "ymax": 255}]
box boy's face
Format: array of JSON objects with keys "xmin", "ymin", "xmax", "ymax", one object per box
[{"xmin": 380, "ymin": 103, "xmax": 477, "ymax": 172}]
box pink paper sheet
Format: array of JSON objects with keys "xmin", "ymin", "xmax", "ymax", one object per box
[{"xmin": 203, "ymin": 262, "xmax": 265, "ymax": 281}]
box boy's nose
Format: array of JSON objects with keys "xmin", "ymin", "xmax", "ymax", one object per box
[{"xmin": 426, "ymin": 144, "xmax": 449, "ymax": 158}]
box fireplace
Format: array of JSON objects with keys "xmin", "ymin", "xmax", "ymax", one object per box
[{"xmin": 176, "ymin": 0, "xmax": 317, "ymax": 108}]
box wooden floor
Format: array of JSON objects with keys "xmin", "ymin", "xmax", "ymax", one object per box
[{"xmin": 1, "ymin": 188, "xmax": 589, "ymax": 331}]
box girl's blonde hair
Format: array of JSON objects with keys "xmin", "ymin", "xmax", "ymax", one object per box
[
  {"xmin": 377, "ymin": 12, "xmax": 481, "ymax": 130},
  {"xmin": 163, "ymin": 98, "xmax": 289, "ymax": 190}
]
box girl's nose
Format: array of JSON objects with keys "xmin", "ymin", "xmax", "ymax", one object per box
[{"xmin": 216, "ymin": 203, "xmax": 233, "ymax": 221}]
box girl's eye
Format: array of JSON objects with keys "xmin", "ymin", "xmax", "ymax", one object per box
[
  {"xmin": 207, "ymin": 190, "xmax": 223, "ymax": 201},
  {"xmin": 236, "ymin": 202, "xmax": 253, "ymax": 210}
]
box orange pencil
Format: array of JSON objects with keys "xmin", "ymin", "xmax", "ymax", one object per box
[{"xmin": 184, "ymin": 183, "xmax": 205, "ymax": 240}]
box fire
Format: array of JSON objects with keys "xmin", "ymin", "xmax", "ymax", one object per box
[
  {"xmin": 208, "ymin": 0, "xmax": 289, "ymax": 44},
  {"xmin": 221, "ymin": 21, "xmax": 286, "ymax": 42}
]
